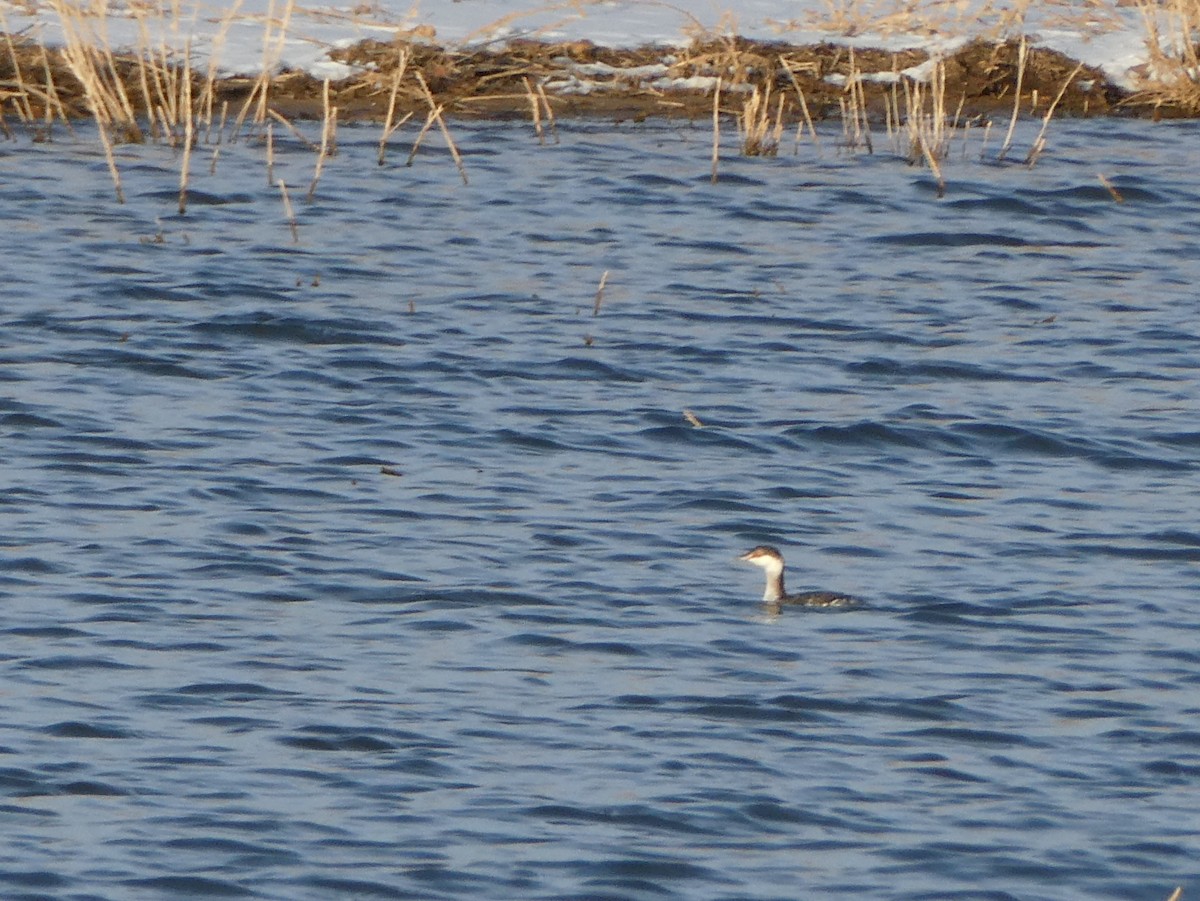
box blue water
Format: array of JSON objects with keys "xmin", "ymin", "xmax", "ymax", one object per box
[{"xmin": 1, "ymin": 117, "xmax": 1198, "ymax": 900}]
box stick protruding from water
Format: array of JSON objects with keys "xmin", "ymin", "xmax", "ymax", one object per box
[{"xmin": 593, "ymin": 270, "xmax": 610, "ymax": 317}]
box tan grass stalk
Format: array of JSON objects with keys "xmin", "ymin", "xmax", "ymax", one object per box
[
  {"xmin": 39, "ymin": 39, "xmax": 73, "ymax": 132},
  {"xmin": 411, "ymin": 71, "xmax": 467, "ymax": 185},
  {"xmin": 49, "ymin": 0, "xmax": 141, "ymax": 139},
  {"xmin": 536, "ymin": 82, "xmax": 558, "ymax": 144},
  {"xmin": 130, "ymin": 12, "xmax": 162, "ymax": 135},
  {"xmin": 178, "ymin": 38, "xmax": 194, "ymax": 213},
  {"xmin": 1133, "ymin": 0, "xmax": 1200, "ymax": 113},
  {"xmin": 850, "ymin": 48, "xmax": 873, "ymax": 154},
  {"xmin": 278, "ymin": 178, "xmax": 298, "ymax": 242},
  {"xmin": 739, "ymin": 82, "xmax": 783, "ymax": 156},
  {"xmin": 178, "ymin": 113, "xmax": 192, "ymax": 213},
  {"xmin": 95, "ymin": 115, "xmax": 124, "ymax": 203},
  {"xmin": 232, "ymin": 0, "xmax": 295, "ymax": 138},
  {"xmin": 780, "ymin": 58, "xmax": 819, "ymax": 151},
  {"xmin": 839, "ymin": 47, "xmax": 862, "ymax": 152},
  {"xmin": 407, "ymin": 107, "xmax": 439, "ymax": 166},
  {"xmin": 997, "ymin": 36, "xmax": 1027, "ymax": 162},
  {"xmin": 306, "ymin": 79, "xmax": 335, "ymax": 200},
  {"xmin": 153, "ymin": 103, "xmax": 171, "ymax": 144},
  {"xmin": 916, "ymin": 130, "xmax": 946, "ymax": 198},
  {"xmin": 978, "ymin": 119, "xmax": 993, "ymax": 159},
  {"xmin": 524, "ymin": 76, "xmax": 545, "ymax": 144},
  {"xmin": 1097, "ymin": 173, "xmax": 1124, "ymax": 203},
  {"xmin": 199, "ymin": 0, "xmax": 243, "ymax": 139},
  {"xmin": 267, "ymin": 108, "xmax": 318, "ymax": 151},
  {"xmin": 1025, "ymin": 61, "xmax": 1083, "ymax": 166},
  {"xmin": 885, "ymin": 77, "xmax": 898, "ymax": 149},
  {"xmin": 710, "ymin": 76, "xmax": 721, "ymax": 183},
  {"xmin": 266, "ymin": 121, "xmax": 275, "ymax": 185},
  {"xmin": 13, "ymin": 81, "xmax": 65, "ymax": 134},
  {"xmin": 94, "ymin": 15, "xmax": 139, "ymax": 133},
  {"xmin": 2, "ymin": 26, "xmax": 36, "ymax": 124},
  {"xmin": 179, "ymin": 36, "xmax": 194, "ymax": 139},
  {"xmin": 377, "ymin": 48, "xmax": 410, "ymax": 165},
  {"xmin": 902, "ymin": 64, "xmax": 948, "ymax": 196},
  {"xmin": 258, "ymin": 0, "xmax": 295, "ymax": 126},
  {"xmin": 593, "ymin": 270, "xmax": 610, "ymax": 316},
  {"xmin": 231, "ymin": 74, "xmax": 265, "ymax": 139}
]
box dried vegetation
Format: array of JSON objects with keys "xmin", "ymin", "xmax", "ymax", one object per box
[
  {"xmin": 0, "ymin": 0, "xmax": 1190, "ymax": 213},
  {"xmin": 1129, "ymin": 0, "xmax": 1200, "ymax": 115}
]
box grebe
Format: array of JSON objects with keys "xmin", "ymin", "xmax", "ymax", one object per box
[{"xmin": 739, "ymin": 545, "xmax": 858, "ymax": 608}]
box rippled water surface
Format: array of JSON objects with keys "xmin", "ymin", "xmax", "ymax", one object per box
[{"xmin": 2, "ymin": 118, "xmax": 1199, "ymax": 900}]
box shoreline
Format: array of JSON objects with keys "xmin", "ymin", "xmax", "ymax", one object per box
[{"xmin": 2, "ymin": 32, "xmax": 1193, "ymax": 131}]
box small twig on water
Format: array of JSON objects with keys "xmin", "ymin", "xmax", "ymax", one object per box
[{"xmin": 1097, "ymin": 173, "xmax": 1124, "ymax": 203}]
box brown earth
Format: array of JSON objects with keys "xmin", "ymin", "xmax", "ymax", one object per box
[{"xmin": 0, "ymin": 32, "xmax": 1181, "ymax": 130}]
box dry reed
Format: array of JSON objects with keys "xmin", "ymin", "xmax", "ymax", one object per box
[
  {"xmin": 593, "ymin": 270, "xmax": 610, "ymax": 316},
  {"xmin": 278, "ymin": 178, "xmax": 298, "ymax": 242},
  {"xmin": 536, "ymin": 81, "xmax": 558, "ymax": 143},
  {"xmin": 94, "ymin": 114, "xmax": 124, "ymax": 202},
  {"xmin": 899, "ymin": 60, "xmax": 949, "ymax": 196},
  {"xmin": 849, "ymin": 48, "xmax": 873, "ymax": 154},
  {"xmin": 409, "ymin": 70, "xmax": 467, "ymax": 185},
  {"xmin": 997, "ymin": 36, "xmax": 1027, "ymax": 162},
  {"xmin": 377, "ymin": 48, "xmax": 411, "ymax": 165},
  {"xmin": 307, "ymin": 78, "xmax": 336, "ymax": 200},
  {"xmin": 268, "ymin": 109, "xmax": 318, "ymax": 151},
  {"xmin": 1097, "ymin": 172, "xmax": 1123, "ymax": 203},
  {"xmin": 232, "ymin": 0, "xmax": 296, "ymax": 139},
  {"xmin": 780, "ymin": 57, "xmax": 820, "ymax": 152},
  {"xmin": 2, "ymin": 25, "xmax": 36, "ymax": 124},
  {"xmin": 38, "ymin": 37, "xmax": 73, "ymax": 134},
  {"xmin": 1025, "ymin": 61, "xmax": 1083, "ymax": 166},
  {"xmin": 710, "ymin": 76, "xmax": 721, "ymax": 183},
  {"xmin": 1132, "ymin": 0, "xmax": 1200, "ymax": 113},
  {"xmin": 178, "ymin": 40, "xmax": 193, "ymax": 214},
  {"xmin": 524, "ymin": 76, "xmax": 545, "ymax": 144},
  {"xmin": 48, "ymin": 0, "xmax": 141, "ymax": 140},
  {"xmin": 738, "ymin": 82, "xmax": 785, "ymax": 157},
  {"xmin": 199, "ymin": 1, "xmax": 243, "ymax": 139}
]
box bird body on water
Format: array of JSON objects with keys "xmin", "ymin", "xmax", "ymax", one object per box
[{"xmin": 739, "ymin": 545, "xmax": 859, "ymax": 609}]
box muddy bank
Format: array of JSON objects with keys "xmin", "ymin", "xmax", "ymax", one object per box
[{"xmin": 0, "ymin": 32, "xmax": 1181, "ymax": 129}]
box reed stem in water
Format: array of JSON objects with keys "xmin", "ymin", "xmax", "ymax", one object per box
[
  {"xmin": 377, "ymin": 48, "xmax": 410, "ymax": 165},
  {"xmin": 710, "ymin": 76, "xmax": 721, "ymax": 183},
  {"xmin": 593, "ymin": 270, "xmax": 610, "ymax": 316},
  {"xmin": 997, "ymin": 36, "xmax": 1027, "ymax": 162},
  {"xmin": 278, "ymin": 178, "xmax": 298, "ymax": 242},
  {"xmin": 1025, "ymin": 61, "xmax": 1083, "ymax": 166}
]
